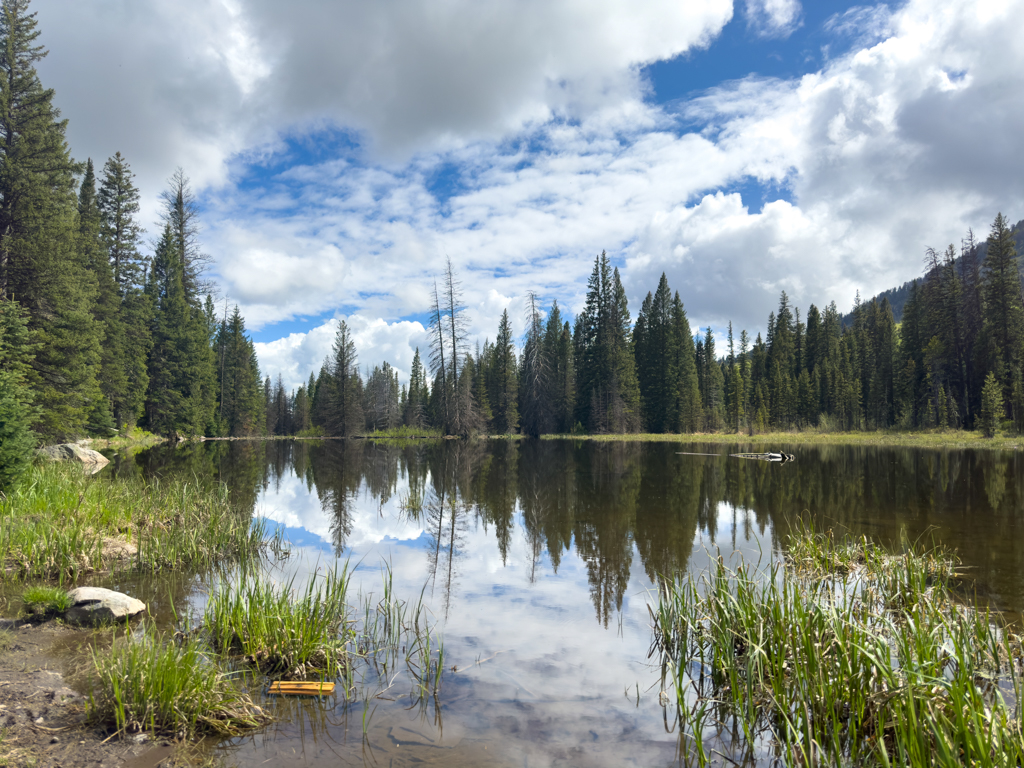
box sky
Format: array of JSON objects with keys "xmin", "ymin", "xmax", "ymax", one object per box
[{"xmin": 35, "ymin": 0, "xmax": 1024, "ymax": 390}]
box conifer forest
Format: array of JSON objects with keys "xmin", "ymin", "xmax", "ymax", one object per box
[{"xmin": 2, "ymin": 0, "xmax": 1024, "ymax": 491}]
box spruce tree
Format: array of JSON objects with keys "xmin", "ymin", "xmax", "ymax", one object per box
[
  {"xmin": 0, "ymin": 297, "xmax": 35, "ymax": 489},
  {"xmin": 329, "ymin": 320, "xmax": 362, "ymax": 435},
  {"xmin": 0, "ymin": 0, "xmax": 102, "ymax": 437},
  {"xmin": 492, "ymin": 309, "xmax": 519, "ymax": 434},
  {"xmin": 78, "ymin": 159, "xmax": 121, "ymax": 434},
  {"xmin": 980, "ymin": 371, "xmax": 1002, "ymax": 438},
  {"xmin": 980, "ymin": 213, "xmax": 1024, "ymax": 419}
]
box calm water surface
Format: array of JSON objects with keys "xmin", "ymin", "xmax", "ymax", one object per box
[{"xmin": 105, "ymin": 439, "xmax": 1023, "ymax": 767}]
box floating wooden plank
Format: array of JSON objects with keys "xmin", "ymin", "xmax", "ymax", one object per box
[{"xmin": 268, "ymin": 681, "xmax": 335, "ymax": 696}]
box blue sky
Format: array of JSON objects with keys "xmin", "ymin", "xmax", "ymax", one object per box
[{"xmin": 36, "ymin": 0, "xmax": 1024, "ymax": 389}]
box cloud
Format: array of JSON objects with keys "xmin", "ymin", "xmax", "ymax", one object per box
[
  {"xmin": 256, "ymin": 315, "xmax": 430, "ymax": 391},
  {"xmin": 745, "ymin": 0, "xmax": 802, "ymax": 38},
  {"xmin": 35, "ymin": 0, "xmax": 732, "ymax": 218}
]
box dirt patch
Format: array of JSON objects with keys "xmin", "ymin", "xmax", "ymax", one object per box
[{"xmin": 0, "ymin": 618, "xmax": 190, "ymax": 768}]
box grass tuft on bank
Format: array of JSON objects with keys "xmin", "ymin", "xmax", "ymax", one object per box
[
  {"xmin": 651, "ymin": 528, "xmax": 1024, "ymax": 766},
  {"xmin": 202, "ymin": 565, "xmax": 353, "ymax": 680},
  {"xmin": 88, "ymin": 632, "xmax": 271, "ymax": 739},
  {"xmin": 0, "ymin": 465, "xmax": 273, "ymax": 581},
  {"xmin": 20, "ymin": 585, "xmax": 71, "ymax": 615}
]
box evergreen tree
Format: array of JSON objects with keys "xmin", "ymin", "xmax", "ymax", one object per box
[
  {"xmin": 144, "ymin": 224, "xmax": 216, "ymax": 436},
  {"xmin": 0, "ymin": 297, "xmax": 35, "ymax": 490},
  {"xmin": 215, "ymin": 306, "xmax": 264, "ymax": 436},
  {"xmin": 0, "ymin": 0, "xmax": 102, "ymax": 437},
  {"xmin": 491, "ymin": 309, "xmax": 519, "ymax": 434},
  {"xmin": 669, "ymin": 292, "xmax": 700, "ymax": 432},
  {"xmin": 78, "ymin": 159, "xmax": 120, "ymax": 434},
  {"xmin": 519, "ymin": 292, "xmax": 549, "ymax": 436},
  {"xmin": 329, "ymin": 320, "xmax": 363, "ymax": 435},
  {"xmin": 403, "ymin": 347, "xmax": 428, "ymax": 428},
  {"xmin": 542, "ymin": 302, "xmax": 574, "ymax": 433},
  {"xmin": 980, "ymin": 213, "xmax": 1024, "ymax": 420},
  {"xmin": 980, "ymin": 371, "xmax": 1002, "ymax": 438}
]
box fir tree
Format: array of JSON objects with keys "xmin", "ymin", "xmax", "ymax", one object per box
[
  {"xmin": 0, "ymin": 0, "xmax": 101, "ymax": 437},
  {"xmin": 492, "ymin": 309, "xmax": 519, "ymax": 434},
  {"xmin": 329, "ymin": 320, "xmax": 363, "ymax": 435},
  {"xmin": 0, "ymin": 297, "xmax": 35, "ymax": 489}
]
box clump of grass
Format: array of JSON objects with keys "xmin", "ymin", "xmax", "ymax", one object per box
[
  {"xmin": 20, "ymin": 585, "xmax": 71, "ymax": 615},
  {"xmin": 651, "ymin": 532, "xmax": 1024, "ymax": 767},
  {"xmin": 0, "ymin": 465, "xmax": 271, "ymax": 581},
  {"xmin": 0, "ymin": 629, "xmax": 13, "ymax": 653},
  {"xmin": 87, "ymin": 632, "xmax": 271, "ymax": 739},
  {"xmin": 202, "ymin": 565, "xmax": 353, "ymax": 680}
]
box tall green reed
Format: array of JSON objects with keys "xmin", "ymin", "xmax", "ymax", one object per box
[{"xmin": 651, "ymin": 530, "xmax": 1024, "ymax": 767}]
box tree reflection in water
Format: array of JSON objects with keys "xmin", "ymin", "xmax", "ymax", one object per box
[{"xmin": 121, "ymin": 439, "xmax": 1024, "ymax": 619}]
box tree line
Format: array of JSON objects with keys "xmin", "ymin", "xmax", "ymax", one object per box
[
  {"xmin": 291, "ymin": 217, "xmax": 1023, "ymax": 440},
  {"xmin": 0, "ymin": 0, "xmax": 267, "ymax": 489}
]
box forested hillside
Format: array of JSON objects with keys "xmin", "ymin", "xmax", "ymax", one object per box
[{"xmin": 841, "ymin": 221, "xmax": 1024, "ymax": 325}]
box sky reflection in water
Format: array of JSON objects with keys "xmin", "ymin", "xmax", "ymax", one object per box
[{"xmin": 122, "ymin": 439, "xmax": 1024, "ymax": 767}]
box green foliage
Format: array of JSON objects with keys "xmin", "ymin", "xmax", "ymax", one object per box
[
  {"xmin": 491, "ymin": 309, "xmax": 519, "ymax": 433},
  {"xmin": 0, "ymin": 299, "xmax": 36, "ymax": 491},
  {"xmin": 0, "ymin": 0, "xmax": 102, "ymax": 438},
  {"xmin": 88, "ymin": 632, "xmax": 271, "ymax": 738},
  {"xmin": 652, "ymin": 530, "xmax": 1024, "ymax": 767},
  {"xmin": 981, "ymin": 371, "xmax": 1002, "ymax": 438},
  {"xmin": 20, "ymin": 584, "xmax": 70, "ymax": 614},
  {"xmin": 0, "ymin": 463, "xmax": 271, "ymax": 581},
  {"xmin": 202, "ymin": 565, "xmax": 353, "ymax": 679},
  {"xmin": 215, "ymin": 306, "xmax": 264, "ymax": 436}
]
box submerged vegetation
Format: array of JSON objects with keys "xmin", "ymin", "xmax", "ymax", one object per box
[
  {"xmin": 651, "ymin": 527, "xmax": 1024, "ymax": 766},
  {"xmin": 0, "ymin": 464, "xmax": 271, "ymax": 581}
]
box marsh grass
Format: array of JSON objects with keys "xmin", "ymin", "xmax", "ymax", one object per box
[
  {"xmin": 20, "ymin": 585, "xmax": 71, "ymax": 616},
  {"xmin": 547, "ymin": 429, "xmax": 1023, "ymax": 451},
  {"xmin": 0, "ymin": 629, "xmax": 12, "ymax": 653},
  {"xmin": 651, "ymin": 529, "xmax": 1024, "ymax": 767},
  {"xmin": 202, "ymin": 565, "xmax": 354, "ymax": 680},
  {"xmin": 353, "ymin": 564, "xmax": 444, "ymax": 705},
  {"xmin": 0, "ymin": 465, "xmax": 273, "ymax": 581},
  {"xmin": 87, "ymin": 632, "xmax": 271, "ymax": 739}
]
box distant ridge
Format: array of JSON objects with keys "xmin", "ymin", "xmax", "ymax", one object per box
[{"xmin": 842, "ymin": 218, "xmax": 1024, "ymax": 326}]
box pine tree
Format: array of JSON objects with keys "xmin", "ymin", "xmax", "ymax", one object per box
[
  {"xmin": 404, "ymin": 347, "xmax": 428, "ymax": 427},
  {"xmin": 0, "ymin": 0, "xmax": 102, "ymax": 437},
  {"xmin": 78, "ymin": 159, "xmax": 121, "ymax": 434},
  {"xmin": 329, "ymin": 320, "xmax": 363, "ymax": 435},
  {"xmin": 215, "ymin": 306, "xmax": 264, "ymax": 436},
  {"xmin": 492, "ymin": 309, "xmax": 519, "ymax": 434},
  {"xmin": 0, "ymin": 297, "xmax": 35, "ymax": 489},
  {"xmin": 980, "ymin": 213, "xmax": 1024, "ymax": 420},
  {"xmin": 980, "ymin": 371, "xmax": 1002, "ymax": 438},
  {"xmin": 670, "ymin": 292, "xmax": 700, "ymax": 432}
]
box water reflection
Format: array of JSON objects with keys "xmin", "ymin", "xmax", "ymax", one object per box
[{"xmin": 97, "ymin": 439, "xmax": 1024, "ymax": 766}]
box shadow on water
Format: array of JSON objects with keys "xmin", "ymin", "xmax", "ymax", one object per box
[{"xmin": 80, "ymin": 438, "xmax": 1024, "ymax": 766}]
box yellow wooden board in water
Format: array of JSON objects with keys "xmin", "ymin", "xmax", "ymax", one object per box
[{"xmin": 268, "ymin": 681, "xmax": 335, "ymax": 696}]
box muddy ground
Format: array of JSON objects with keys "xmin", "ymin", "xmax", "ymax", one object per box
[{"xmin": 0, "ymin": 617, "xmax": 195, "ymax": 768}]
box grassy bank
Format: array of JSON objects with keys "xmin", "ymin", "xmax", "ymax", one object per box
[
  {"xmin": 84, "ymin": 427, "xmax": 166, "ymax": 452},
  {"xmin": 651, "ymin": 528, "xmax": 1024, "ymax": 766},
  {"xmin": 0, "ymin": 464, "xmax": 273, "ymax": 581},
  {"xmin": 544, "ymin": 428, "xmax": 1023, "ymax": 450}
]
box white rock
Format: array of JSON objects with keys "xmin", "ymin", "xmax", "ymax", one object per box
[
  {"xmin": 37, "ymin": 444, "xmax": 110, "ymax": 472},
  {"xmin": 65, "ymin": 587, "xmax": 146, "ymax": 626}
]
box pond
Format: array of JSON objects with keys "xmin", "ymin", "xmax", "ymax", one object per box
[{"xmin": 105, "ymin": 439, "xmax": 1023, "ymax": 766}]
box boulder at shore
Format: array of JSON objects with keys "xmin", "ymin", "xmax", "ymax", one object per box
[
  {"xmin": 37, "ymin": 443, "xmax": 110, "ymax": 472},
  {"xmin": 65, "ymin": 587, "xmax": 146, "ymax": 626}
]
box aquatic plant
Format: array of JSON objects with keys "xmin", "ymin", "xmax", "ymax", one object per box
[
  {"xmin": 202, "ymin": 564, "xmax": 353, "ymax": 680},
  {"xmin": 0, "ymin": 465, "xmax": 272, "ymax": 581},
  {"xmin": 651, "ymin": 529, "xmax": 1024, "ymax": 767},
  {"xmin": 87, "ymin": 632, "xmax": 271, "ymax": 739}
]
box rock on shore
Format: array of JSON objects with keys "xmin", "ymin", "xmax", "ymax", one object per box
[
  {"xmin": 37, "ymin": 443, "xmax": 110, "ymax": 472},
  {"xmin": 65, "ymin": 587, "xmax": 146, "ymax": 626}
]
